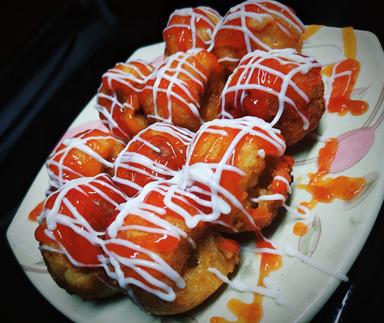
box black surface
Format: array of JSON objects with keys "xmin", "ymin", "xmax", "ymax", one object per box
[{"xmin": 1, "ymin": 1, "xmax": 383, "ymax": 322}]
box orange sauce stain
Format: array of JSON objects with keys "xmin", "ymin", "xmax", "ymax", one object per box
[
  {"xmin": 298, "ymin": 138, "xmax": 366, "ymax": 209},
  {"xmin": 293, "ymin": 222, "xmax": 308, "ymax": 236},
  {"xmin": 302, "ymin": 25, "xmax": 322, "ymax": 41},
  {"xmin": 322, "ymin": 64, "xmax": 334, "ymax": 77},
  {"xmin": 28, "ymin": 201, "xmax": 44, "ymax": 221},
  {"xmin": 342, "ymin": 27, "xmax": 356, "ymax": 59},
  {"xmin": 210, "ymin": 238, "xmax": 282, "ymax": 323}
]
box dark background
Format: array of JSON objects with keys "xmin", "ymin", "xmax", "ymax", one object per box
[{"xmin": 0, "ymin": 0, "xmax": 383, "ymax": 321}]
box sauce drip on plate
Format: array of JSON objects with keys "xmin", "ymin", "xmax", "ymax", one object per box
[
  {"xmin": 324, "ymin": 27, "xmax": 368, "ymax": 116},
  {"xmin": 298, "ymin": 138, "xmax": 366, "ymax": 209},
  {"xmin": 210, "ymin": 237, "xmax": 282, "ymax": 323}
]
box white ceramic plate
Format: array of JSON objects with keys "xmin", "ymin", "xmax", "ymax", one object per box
[{"xmin": 7, "ymin": 26, "xmax": 384, "ymax": 323}]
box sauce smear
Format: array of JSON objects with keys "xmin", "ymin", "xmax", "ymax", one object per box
[
  {"xmin": 298, "ymin": 138, "xmax": 366, "ymax": 209},
  {"xmin": 302, "ymin": 25, "xmax": 322, "ymax": 41},
  {"xmin": 28, "ymin": 201, "xmax": 44, "ymax": 222},
  {"xmin": 210, "ymin": 238, "xmax": 282, "ymax": 323}
]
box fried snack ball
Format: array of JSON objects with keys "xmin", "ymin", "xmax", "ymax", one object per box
[
  {"xmin": 140, "ymin": 49, "xmax": 226, "ymax": 131},
  {"xmin": 134, "ymin": 231, "xmax": 239, "ymax": 315},
  {"xmin": 220, "ymin": 49, "xmax": 325, "ymax": 146},
  {"xmin": 212, "ymin": 0, "xmax": 304, "ymax": 72},
  {"xmin": 96, "ymin": 60, "xmax": 154, "ymax": 141},
  {"xmin": 163, "ymin": 6, "xmax": 221, "ymax": 56},
  {"xmin": 35, "ymin": 174, "xmax": 127, "ymax": 299},
  {"xmin": 103, "ymin": 181, "xmax": 239, "ymax": 315},
  {"xmin": 46, "ymin": 129, "xmax": 125, "ymax": 192},
  {"xmin": 113, "ymin": 122, "xmax": 194, "ymax": 197},
  {"xmin": 184, "ymin": 116, "xmax": 293, "ymax": 232}
]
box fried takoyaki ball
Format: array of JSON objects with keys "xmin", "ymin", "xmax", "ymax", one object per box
[
  {"xmin": 184, "ymin": 116, "xmax": 293, "ymax": 233},
  {"xmin": 140, "ymin": 49, "xmax": 226, "ymax": 131},
  {"xmin": 96, "ymin": 60, "xmax": 154, "ymax": 141},
  {"xmin": 35, "ymin": 174, "xmax": 127, "ymax": 299},
  {"xmin": 113, "ymin": 122, "xmax": 194, "ymax": 197},
  {"xmin": 163, "ymin": 6, "xmax": 221, "ymax": 56},
  {"xmin": 220, "ymin": 49, "xmax": 325, "ymax": 146},
  {"xmin": 212, "ymin": 0, "xmax": 304, "ymax": 72},
  {"xmin": 133, "ymin": 231, "xmax": 239, "ymax": 315},
  {"xmin": 46, "ymin": 129, "xmax": 125, "ymax": 192},
  {"xmin": 103, "ymin": 181, "xmax": 239, "ymax": 315}
]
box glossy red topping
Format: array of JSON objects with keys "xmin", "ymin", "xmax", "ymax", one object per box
[{"xmin": 35, "ymin": 174, "xmax": 127, "ymax": 266}]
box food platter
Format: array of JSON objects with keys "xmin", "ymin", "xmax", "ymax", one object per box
[{"xmin": 7, "ymin": 26, "xmax": 384, "ymax": 322}]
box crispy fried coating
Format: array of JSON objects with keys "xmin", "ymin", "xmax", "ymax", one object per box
[
  {"xmin": 41, "ymin": 247, "xmax": 120, "ymax": 299},
  {"xmin": 132, "ymin": 232, "xmax": 239, "ymax": 315}
]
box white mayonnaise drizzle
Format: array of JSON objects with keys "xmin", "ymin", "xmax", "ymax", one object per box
[
  {"xmin": 242, "ymin": 233, "xmax": 348, "ymax": 282},
  {"xmin": 209, "ymin": 0, "xmax": 305, "ymax": 53},
  {"xmin": 46, "ymin": 129, "xmax": 125, "ymax": 191},
  {"xmin": 220, "ymin": 48, "xmax": 322, "ymax": 130},
  {"xmin": 208, "ymin": 267, "xmax": 286, "ymax": 305},
  {"xmin": 164, "ymin": 7, "xmax": 221, "ymax": 49}
]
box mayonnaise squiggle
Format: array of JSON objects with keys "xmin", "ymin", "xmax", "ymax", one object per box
[
  {"xmin": 220, "ymin": 49, "xmax": 322, "ymax": 130},
  {"xmin": 208, "ymin": 267, "xmax": 286, "ymax": 305}
]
